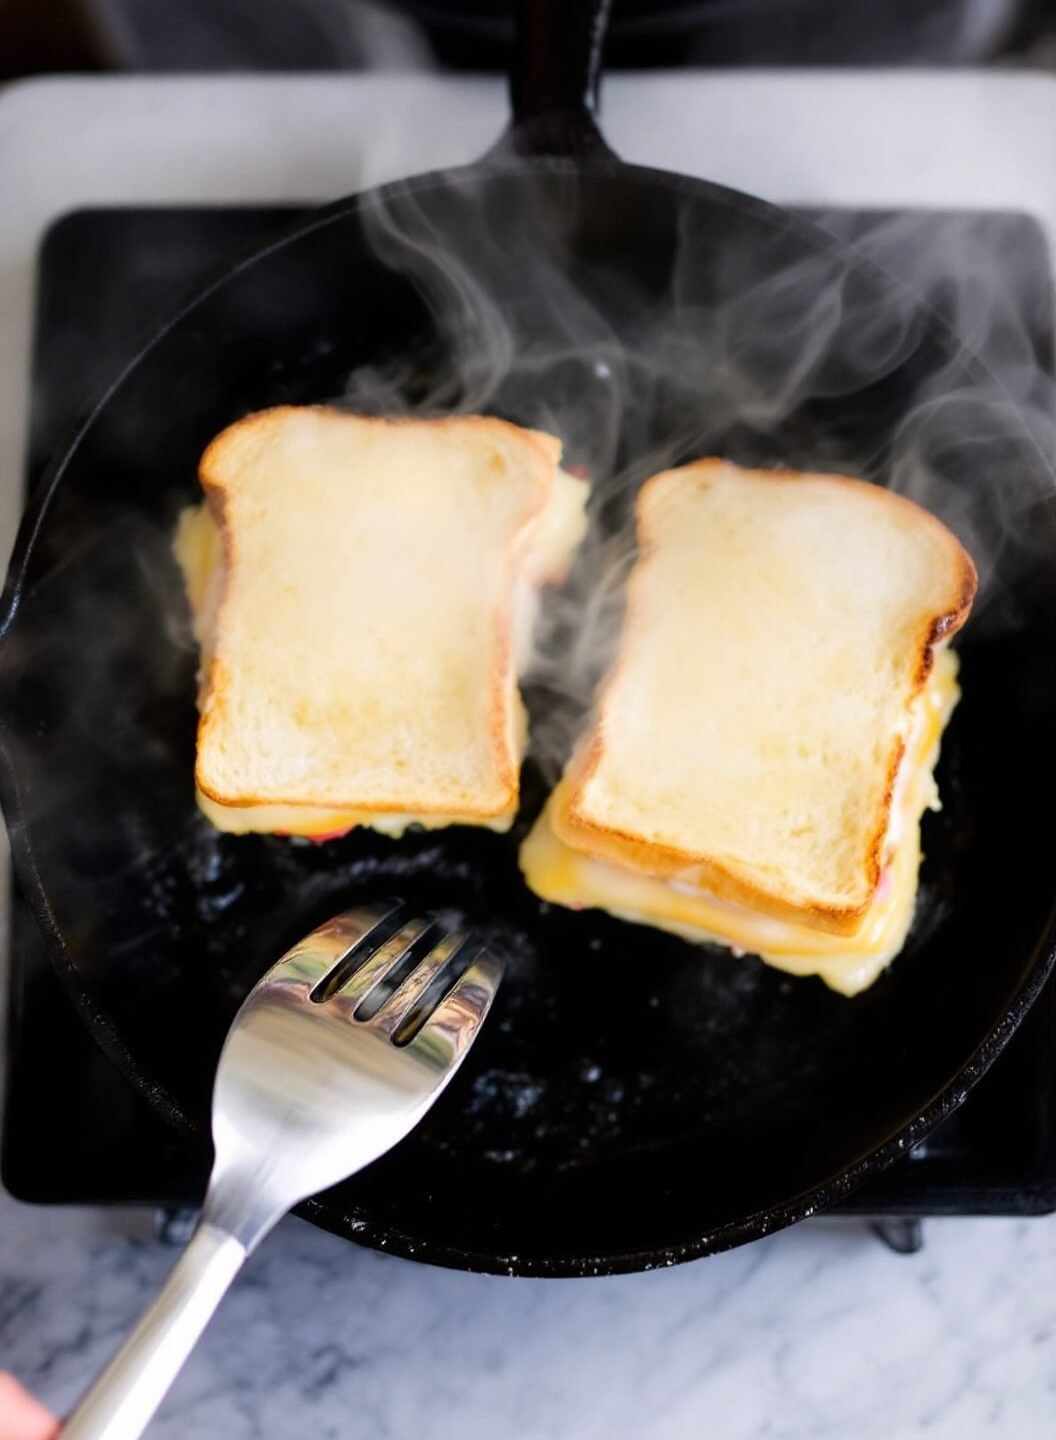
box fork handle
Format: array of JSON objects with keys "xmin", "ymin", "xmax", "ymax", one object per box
[{"xmin": 62, "ymin": 1222, "xmax": 247, "ymax": 1440}]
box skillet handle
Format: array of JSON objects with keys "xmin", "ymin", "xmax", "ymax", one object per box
[{"xmin": 499, "ymin": 0, "xmax": 615, "ymax": 159}]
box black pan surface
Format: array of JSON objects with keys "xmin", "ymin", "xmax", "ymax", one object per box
[{"xmin": 1, "ymin": 7, "xmax": 1055, "ymax": 1275}]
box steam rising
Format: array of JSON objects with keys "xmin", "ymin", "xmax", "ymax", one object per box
[
  {"xmin": 343, "ymin": 172, "xmax": 1056, "ymax": 783},
  {"xmin": 7, "ymin": 172, "xmax": 1055, "ymax": 820},
  {"xmin": 1, "ymin": 158, "xmax": 1054, "ymax": 1151}
]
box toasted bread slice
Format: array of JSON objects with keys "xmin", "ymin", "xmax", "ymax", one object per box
[
  {"xmin": 521, "ymin": 642, "xmax": 960, "ymax": 995},
  {"xmin": 178, "ymin": 406, "xmax": 585, "ymax": 835},
  {"xmin": 548, "ymin": 460, "xmax": 976, "ymax": 934}
]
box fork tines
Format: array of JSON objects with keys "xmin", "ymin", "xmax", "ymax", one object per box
[{"xmin": 310, "ymin": 903, "xmax": 498, "ymax": 1046}]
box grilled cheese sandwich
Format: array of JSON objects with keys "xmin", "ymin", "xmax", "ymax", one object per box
[
  {"xmin": 520, "ymin": 460, "xmax": 976, "ymax": 995},
  {"xmin": 175, "ymin": 406, "xmax": 587, "ymax": 839}
]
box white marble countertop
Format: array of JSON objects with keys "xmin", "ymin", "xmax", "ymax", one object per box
[
  {"xmin": 2, "ymin": 71, "xmax": 1056, "ymax": 1438},
  {"xmin": 0, "ymin": 1194, "xmax": 1054, "ymax": 1438}
]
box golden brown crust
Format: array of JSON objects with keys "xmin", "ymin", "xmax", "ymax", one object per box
[
  {"xmin": 863, "ymin": 736, "xmax": 905, "ymax": 896},
  {"xmin": 194, "ymin": 771, "xmax": 517, "ymax": 817},
  {"xmin": 192, "ymin": 404, "xmax": 560, "ymax": 816},
  {"xmin": 552, "ymin": 783, "xmax": 869, "ymax": 935},
  {"xmin": 559, "ymin": 458, "xmax": 977, "ymax": 934}
]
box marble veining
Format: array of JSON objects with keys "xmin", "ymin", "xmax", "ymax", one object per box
[{"xmin": 0, "ymin": 1191, "xmax": 1054, "ymax": 1438}]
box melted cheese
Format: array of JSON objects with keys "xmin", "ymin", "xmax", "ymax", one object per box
[
  {"xmin": 175, "ymin": 467, "xmax": 586, "ymax": 839},
  {"xmin": 520, "ymin": 649, "xmax": 959, "ymax": 995},
  {"xmin": 195, "ymin": 790, "xmax": 514, "ymax": 839}
]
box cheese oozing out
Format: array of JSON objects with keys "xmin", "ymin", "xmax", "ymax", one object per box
[
  {"xmin": 174, "ymin": 465, "xmax": 587, "ymax": 839},
  {"xmin": 519, "ymin": 647, "xmax": 960, "ymax": 996}
]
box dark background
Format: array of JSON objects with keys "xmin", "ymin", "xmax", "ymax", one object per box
[{"xmin": 3, "ymin": 0, "xmax": 1056, "ymax": 80}]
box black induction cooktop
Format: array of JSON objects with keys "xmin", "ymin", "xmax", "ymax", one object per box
[{"xmin": 5, "ymin": 204, "xmax": 1055, "ymax": 1239}]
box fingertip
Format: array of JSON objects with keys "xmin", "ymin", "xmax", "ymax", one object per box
[{"xmin": 0, "ymin": 1372, "xmax": 59, "ymax": 1439}]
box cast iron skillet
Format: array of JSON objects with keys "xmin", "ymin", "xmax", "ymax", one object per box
[{"xmin": 1, "ymin": 1, "xmax": 1055, "ymax": 1276}]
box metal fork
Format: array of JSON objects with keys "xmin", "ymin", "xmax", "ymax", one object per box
[{"xmin": 63, "ymin": 901, "xmax": 503, "ymax": 1440}]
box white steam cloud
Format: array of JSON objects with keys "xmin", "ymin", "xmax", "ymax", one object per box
[{"xmin": 342, "ymin": 169, "xmax": 1056, "ymax": 782}]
